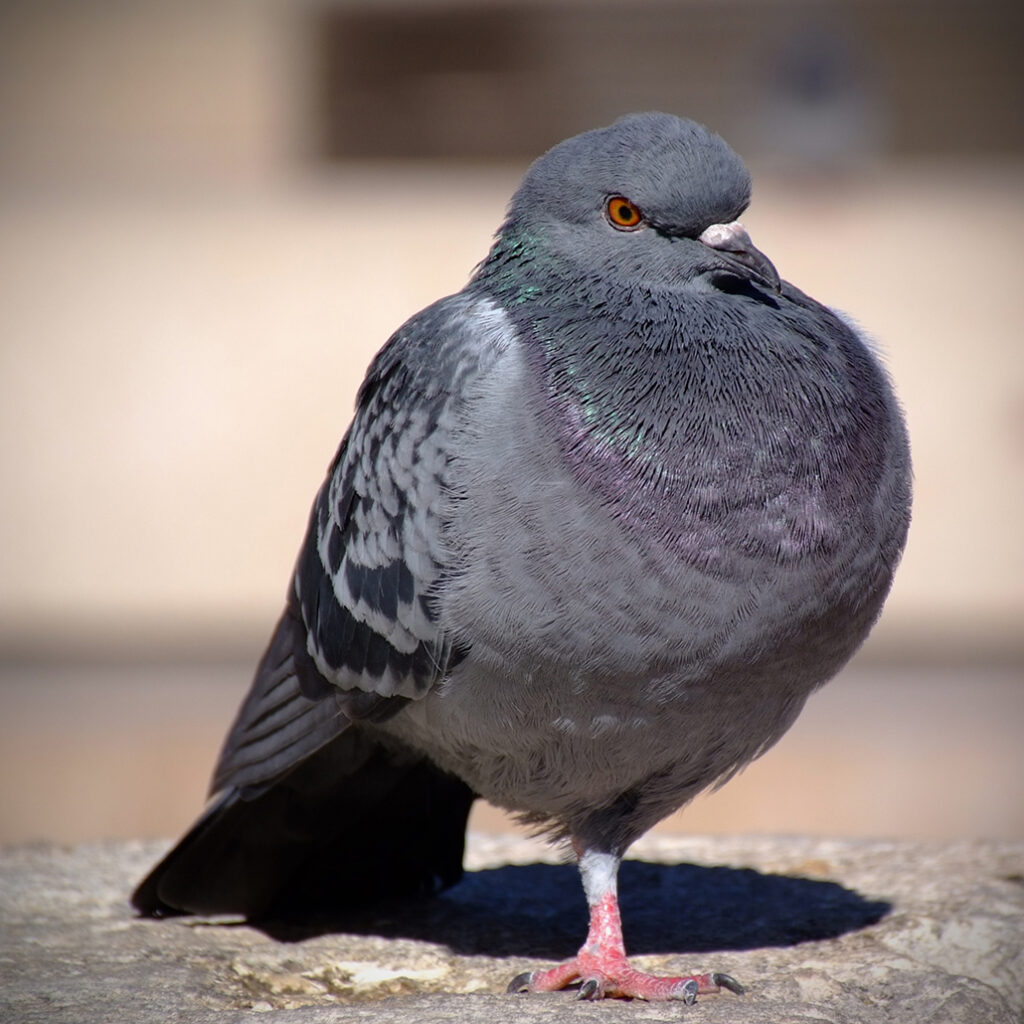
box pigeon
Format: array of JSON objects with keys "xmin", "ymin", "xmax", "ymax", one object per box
[{"xmin": 132, "ymin": 112, "xmax": 911, "ymax": 1003}]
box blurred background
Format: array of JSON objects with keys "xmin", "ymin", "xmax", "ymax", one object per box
[{"xmin": 1, "ymin": 0, "xmax": 1021, "ymax": 848}]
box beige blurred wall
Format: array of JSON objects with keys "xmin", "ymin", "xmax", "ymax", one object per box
[
  {"xmin": 0, "ymin": 1, "xmax": 1022, "ymax": 663},
  {"xmin": 0, "ymin": 1, "xmax": 306, "ymax": 190},
  {"xmin": 1, "ymin": 1, "xmax": 1021, "ymax": 850}
]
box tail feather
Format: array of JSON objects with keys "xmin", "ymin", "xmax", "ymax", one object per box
[
  {"xmin": 131, "ymin": 728, "xmax": 476, "ymax": 920},
  {"xmin": 131, "ymin": 608, "xmax": 476, "ymax": 921}
]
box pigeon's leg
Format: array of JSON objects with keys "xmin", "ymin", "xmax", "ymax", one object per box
[{"xmin": 508, "ymin": 848, "xmax": 743, "ymax": 1002}]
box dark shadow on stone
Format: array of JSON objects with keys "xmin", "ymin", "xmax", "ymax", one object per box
[{"xmin": 255, "ymin": 860, "xmax": 891, "ymax": 959}]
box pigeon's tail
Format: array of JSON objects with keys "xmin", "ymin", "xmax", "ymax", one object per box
[
  {"xmin": 130, "ymin": 728, "xmax": 476, "ymax": 921},
  {"xmin": 132, "ymin": 602, "xmax": 477, "ymax": 921}
]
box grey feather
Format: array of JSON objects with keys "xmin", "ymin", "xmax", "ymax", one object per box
[{"xmin": 133, "ymin": 112, "xmax": 911, "ymax": 930}]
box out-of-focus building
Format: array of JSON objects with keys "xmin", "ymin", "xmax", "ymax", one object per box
[
  {"xmin": 3, "ymin": 1, "xmax": 1021, "ymax": 184},
  {"xmin": 0, "ymin": 2, "xmax": 1021, "ymax": 845},
  {"xmin": 3, "ymin": 0, "xmax": 1020, "ymax": 661}
]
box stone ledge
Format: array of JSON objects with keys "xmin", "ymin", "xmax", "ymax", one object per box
[{"xmin": 2, "ymin": 834, "xmax": 1021, "ymax": 1023}]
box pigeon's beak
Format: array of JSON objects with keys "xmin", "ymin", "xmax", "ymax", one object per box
[{"xmin": 698, "ymin": 221, "xmax": 781, "ymax": 294}]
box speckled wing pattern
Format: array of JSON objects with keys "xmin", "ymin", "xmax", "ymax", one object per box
[
  {"xmin": 209, "ymin": 293, "xmax": 506, "ymax": 798},
  {"xmin": 294, "ymin": 312, "xmax": 466, "ymax": 700}
]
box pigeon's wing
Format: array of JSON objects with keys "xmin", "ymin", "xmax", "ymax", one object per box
[
  {"xmin": 131, "ymin": 293, "xmax": 509, "ymax": 919},
  {"xmin": 210, "ymin": 291, "xmax": 505, "ymax": 797}
]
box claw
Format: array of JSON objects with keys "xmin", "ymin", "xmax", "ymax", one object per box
[
  {"xmin": 507, "ymin": 971, "xmax": 535, "ymax": 994},
  {"xmin": 711, "ymin": 972, "xmax": 745, "ymax": 995},
  {"xmin": 578, "ymin": 977, "xmax": 602, "ymax": 1000}
]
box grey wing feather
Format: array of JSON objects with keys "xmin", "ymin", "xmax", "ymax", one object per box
[
  {"xmin": 209, "ymin": 293, "xmax": 507, "ymax": 798},
  {"xmin": 294, "ymin": 299, "xmax": 472, "ymax": 699},
  {"xmin": 208, "ymin": 605, "xmax": 353, "ymax": 796}
]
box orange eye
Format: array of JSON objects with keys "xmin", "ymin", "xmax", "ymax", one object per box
[{"xmin": 606, "ymin": 195, "xmax": 644, "ymax": 229}]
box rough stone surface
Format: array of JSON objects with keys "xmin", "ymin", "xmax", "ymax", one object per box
[{"xmin": 1, "ymin": 834, "xmax": 1021, "ymax": 1023}]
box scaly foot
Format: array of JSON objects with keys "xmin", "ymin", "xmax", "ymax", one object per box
[
  {"xmin": 508, "ymin": 951, "xmax": 743, "ymax": 1001},
  {"xmin": 510, "ymin": 849, "xmax": 746, "ymax": 1002}
]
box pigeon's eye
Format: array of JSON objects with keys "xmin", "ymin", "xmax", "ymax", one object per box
[{"xmin": 605, "ymin": 196, "xmax": 644, "ymax": 230}]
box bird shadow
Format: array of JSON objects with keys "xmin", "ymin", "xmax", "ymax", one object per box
[{"xmin": 255, "ymin": 859, "xmax": 890, "ymax": 959}]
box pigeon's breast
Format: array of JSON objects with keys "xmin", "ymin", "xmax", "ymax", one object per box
[
  {"xmin": 536, "ymin": 293, "xmax": 906, "ymax": 584},
  {"xmin": 393, "ymin": 296, "xmax": 908, "ymax": 829},
  {"xmin": 438, "ymin": 294, "xmax": 908, "ymax": 681}
]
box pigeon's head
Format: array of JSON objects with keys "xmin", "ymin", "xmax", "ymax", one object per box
[{"xmin": 494, "ymin": 112, "xmax": 779, "ymax": 293}]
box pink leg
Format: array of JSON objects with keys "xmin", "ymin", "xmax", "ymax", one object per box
[{"xmin": 508, "ymin": 849, "xmax": 743, "ymax": 1002}]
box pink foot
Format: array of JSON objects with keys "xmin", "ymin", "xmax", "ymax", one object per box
[
  {"xmin": 508, "ymin": 952, "xmax": 743, "ymax": 1002},
  {"xmin": 506, "ymin": 891, "xmax": 743, "ymax": 1002}
]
